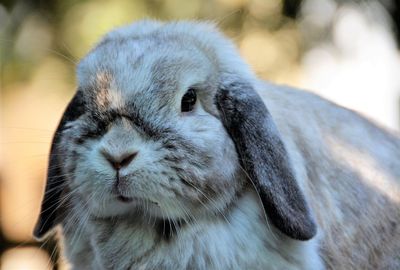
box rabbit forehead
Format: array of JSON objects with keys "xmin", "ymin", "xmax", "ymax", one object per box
[{"xmin": 77, "ymin": 37, "xmax": 217, "ymax": 112}]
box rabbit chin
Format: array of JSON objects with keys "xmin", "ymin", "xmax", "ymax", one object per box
[{"xmin": 82, "ymin": 188, "xmax": 198, "ymax": 222}]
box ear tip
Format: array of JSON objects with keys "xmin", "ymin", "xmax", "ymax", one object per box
[
  {"xmin": 270, "ymin": 208, "xmax": 318, "ymax": 241},
  {"xmin": 286, "ymin": 217, "xmax": 318, "ymax": 241},
  {"xmin": 33, "ymin": 223, "xmax": 44, "ymax": 240},
  {"xmin": 299, "ymin": 222, "xmax": 318, "ymax": 241},
  {"xmin": 33, "ymin": 220, "xmax": 51, "ymax": 241}
]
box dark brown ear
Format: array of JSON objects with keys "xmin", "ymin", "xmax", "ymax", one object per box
[
  {"xmin": 34, "ymin": 91, "xmax": 85, "ymax": 239},
  {"xmin": 215, "ymin": 76, "xmax": 316, "ymax": 241}
]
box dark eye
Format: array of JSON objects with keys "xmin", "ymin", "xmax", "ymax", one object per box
[{"xmin": 181, "ymin": 88, "xmax": 197, "ymax": 112}]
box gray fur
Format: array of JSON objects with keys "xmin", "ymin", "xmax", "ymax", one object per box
[
  {"xmin": 215, "ymin": 75, "xmax": 316, "ymax": 240},
  {"xmin": 34, "ymin": 20, "xmax": 400, "ymax": 270}
]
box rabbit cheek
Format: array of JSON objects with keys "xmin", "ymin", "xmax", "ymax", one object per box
[
  {"xmin": 57, "ymin": 130, "xmax": 110, "ymax": 215},
  {"xmin": 169, "ymin": 119, "xmax": 242, "ymax": 214}
]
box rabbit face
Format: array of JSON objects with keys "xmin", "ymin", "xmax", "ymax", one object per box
[
  {"xmin": 59, "ymin": 40, "xmax": 242, "ymax": 220},
  {"xmin": 35, "ymin": 21, "xmax": 316, "ymax": 242}
]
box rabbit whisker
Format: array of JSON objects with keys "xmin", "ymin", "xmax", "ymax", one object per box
[
  {"xmin": 237, "ymin": 164, "xmax": 278, "ymax": 242},
  {"xmin": 179, "ymin": 177, "xmax": 232, "ymax": 227}
]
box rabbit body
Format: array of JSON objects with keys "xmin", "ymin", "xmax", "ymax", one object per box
[
  {"xmin": 257, "ymin": 82, "xmax": 400, "ymax": 269},
  {"xmin": 34, "ymin": 20, "xmax": 400, "ymax": 270},
  {"xmin": 61, "ymin": 190, "xmax": 321, "ymax": 269}
]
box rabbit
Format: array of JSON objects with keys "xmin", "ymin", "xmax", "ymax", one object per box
[{"xmin": 33, "ymin": 20, "xmax": 400, "ymax": 270}]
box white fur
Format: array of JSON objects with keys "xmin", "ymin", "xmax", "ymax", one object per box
[{"xmin": 41, "ymin": 20, "xmax": 400, "ymax": 270}]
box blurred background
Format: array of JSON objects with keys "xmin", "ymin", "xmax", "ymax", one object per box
[{"xmin": 1, "ymin": 0, "xmax": 399, "ymax": 269}]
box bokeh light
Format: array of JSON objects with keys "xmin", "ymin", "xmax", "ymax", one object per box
[{"xmin": 1, "ymin": 247, "xmax": 53, "ymax": 270}]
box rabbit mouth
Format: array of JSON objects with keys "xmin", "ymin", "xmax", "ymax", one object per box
[
  {"xmin": 111, "ymin": 176, "xmax": 160, "ymax": 206},
  {"xmin": 116, "ymin": 194, "xmax": 133, "ymax": 203},
  {"xmin": 112, "ymin": 190, "xmax": 159, "ymax": 206},
  {"xmin": 112, "ymin": 184, "xmax": 132, "ymax": 203}
]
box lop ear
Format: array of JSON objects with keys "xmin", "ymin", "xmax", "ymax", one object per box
[
  {"xmin": 34, "ymin": 91, "xmax": 85, "ymax": 239},
  {"xmin": 215, "ymin": 76, "xmax": 316, "ymax": 241}
]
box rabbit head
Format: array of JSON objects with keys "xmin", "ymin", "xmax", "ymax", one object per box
[{"xmin": 34, "ymin": 20, "xmax": 316, "ymax": 241}]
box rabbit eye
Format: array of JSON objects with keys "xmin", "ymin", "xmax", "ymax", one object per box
[{"xmin": 181, "ymin": 88, "xmax": 196, "ymax": 112}]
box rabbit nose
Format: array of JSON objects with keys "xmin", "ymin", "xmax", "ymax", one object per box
[{"xmin": 101, "ymin": 150, "xmax": 138, "ymax": 170}]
